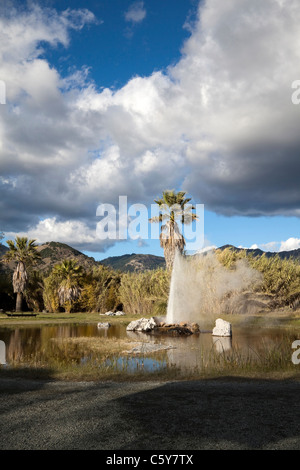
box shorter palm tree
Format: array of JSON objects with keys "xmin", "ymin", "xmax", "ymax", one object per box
[
  {"xmin": 52, "ymin": 259, "xmax": 84, "ymax": 313},
  {"xmin": 4, "ymin": 237, "xmax": 41, "ymax": 312}
]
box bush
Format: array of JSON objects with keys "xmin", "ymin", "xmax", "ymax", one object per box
[
  {"xmin": 79, "ymin": 265, "xmax": 121, "ymax": 313},
  {"xmin": 216, "ymin": 247, "xmax": 300, "ymax": 302},
  {"xmin": 119, "ymin": 268, "xmax": 170, "ymax": 316}
]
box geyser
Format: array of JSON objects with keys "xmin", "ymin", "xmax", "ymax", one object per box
[{"xmin": 166, "ymin": 251, "xmax": 261, "ymax": 327}]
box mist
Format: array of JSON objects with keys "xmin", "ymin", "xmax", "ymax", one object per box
[{"xmin": 166, "ymin": 251, "xmax": 262, "ymax": 328}]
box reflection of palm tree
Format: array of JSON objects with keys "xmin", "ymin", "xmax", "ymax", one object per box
[
  {"xmin": 4, "ymin": 237, "xmax": 41, "ymax": 312},
  {"xmin": 52, "ymin": 260, "xmax": 84, "ymax": 313},
  {"xmin": 149, "ymin": 190, "xmax": 198, "ymax": 270}
]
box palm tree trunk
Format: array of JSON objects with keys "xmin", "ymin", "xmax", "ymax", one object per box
[{"xmin": 16, "ymin": 292, "xmax": 23, "ymax": 312}]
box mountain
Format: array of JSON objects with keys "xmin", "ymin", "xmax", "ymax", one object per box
[
  {"xmin": 100, "ymin": 253, "xmax": 166, "ymax": 272},
  {"xmin": 35, "ymin": 241, "xmax": 100, "ymax": 273},
  {"xmin": 1, "ymin": 240, "xmax": 299, "ymax": 277},
  {"xmin": 0, "ymin": 242, "xmax": 165, "ymax": 274},
  {"xmin": 0, "ymin": 241, "xmax": 100, "ymax": 275},
  {"xmin": 0, "ymin": 244, "xmax": 8, "ymax": 257},
  {"xmin": 218, "ymin": 244, "xmax": 300, "ymax": 261}
]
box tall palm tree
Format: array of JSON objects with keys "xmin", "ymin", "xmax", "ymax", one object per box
[
  {"xmin": 4, "ymin": 237, "xmax": 41, "ymax": 312},
  {"xmin": 52, "ymin": 259, "xmax": 84, "ymax": 313},
  {"xmin": 149, "ymin": 190, "xmax": 198, "ymax": 270}
]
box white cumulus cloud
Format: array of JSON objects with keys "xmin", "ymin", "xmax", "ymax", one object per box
[
  {"xmin": 279, "ymin": 238, "xmax": 300, "ymax": 252},
  {"xmin": 1, "ymin": 0, "xmax": 300, "ymax": 251},
  {"xmin": 125, "ymin": 1, "xmax": 146, "ymax": 23}
]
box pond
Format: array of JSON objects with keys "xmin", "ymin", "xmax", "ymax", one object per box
[{"xmin": 0, "ymin": 322, "xmax": 298, "ymax": 376}]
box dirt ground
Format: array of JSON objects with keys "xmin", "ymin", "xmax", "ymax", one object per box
[{"xmin": 0, "ymin": 376, "xmax": 299, "ymax": 451}]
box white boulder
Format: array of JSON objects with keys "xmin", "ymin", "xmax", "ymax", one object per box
[
  {"xmin": 100, "ymin": 310, "xmax": 126, "ymax": 316},
  {"xmin": 126, "ymin": 317, "xmax": 158, "ymax": 332},
  {"xmin": 212, "ymin": 318, "xmax": 232, "ymax": 337}
]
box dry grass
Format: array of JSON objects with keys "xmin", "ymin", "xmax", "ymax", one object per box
[{"xmin": 51, "ymin": 336, "xmax": 139, "ymax": 355}]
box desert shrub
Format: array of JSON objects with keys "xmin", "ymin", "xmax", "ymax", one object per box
[
  {"xmin": 119, "ymin": 268, "xmax": 170, "ymax": 316},
  {"xmin": 43, "ymin": 272, "xmax": 60, "ymax": 312},
  {"xmin": 249, "ymin": 254, "xmax": 300, "ymax": 299},
  {"xmin": 215, "ymin": 247, "xmax": 247, "ymax": 268},
  {"xmin": 216, "ymin": 247, "xmax": 300, "ymax": 301},
  {"xmin": 80, "ymin": 265, "xmax": 121, "ymax": 313},
  {"xmin": 24, "ymin": 270, "xmax": 45, "ymax": 312}
]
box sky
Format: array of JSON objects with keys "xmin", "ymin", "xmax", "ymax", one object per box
[{"xmin": 0, "ymin": 0, "xmax": 300, "ymax": 260}]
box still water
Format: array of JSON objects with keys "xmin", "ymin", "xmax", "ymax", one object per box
[{"xmin": 0, "ymin": 322, "xmax": 297, "ymax": 374}]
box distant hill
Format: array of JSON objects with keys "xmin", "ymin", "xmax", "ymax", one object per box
[
  {"xmin": 1, "ymin": 241, "xmax": 299, "ymax": 278},
  {"xmin": 0, "ymin": 241, "xmax": 100, "ymax": 275},
  {"xmin": 0, "ymin": 242, "xmax": 165, "ymax": 274},
  {"xmin": 218, "ymin": 244, "xmax": 300, "ymax": 261},
  {"xmin": 100, "ymin": 253, "xmax": 166, "ymax": 272},
  {"xmin": 0, "ymin": 244, "xmax": 8, "ymax": 257},
  {"xmin": 35, "ymin": 241, "xmax": 100, "ymax": 273}
]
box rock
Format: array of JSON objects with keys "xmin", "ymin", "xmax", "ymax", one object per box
[
  {"xmin": 156, "ymin": 325, "xmax": 194, "ymax": 336},
  {"xmin": 104, "ymin": 311, "xmax": 115, "ymax": 316},
  {"xmin": 191, "ymin": 322, "xmax": 200, "ymax": 333},
  {"xmin": 97, "ymin": 322, "xmax": 111, "ymax": 328},
  {"xmin": 126, "ymin": 317, "xmax": 158, "ymax": 332},
  {"xmin": 212, "ymin": 318, "xmax": 232, "ymax": 337},
  {"xmin": 156, "ymin": 321, "xmax": 200, "ymax": 335},
  {"xmin": 126, "ymin": 318, "xmax": 200, "ymax": 335},
  {"xmin": 101, "ymin": 310, "xmax": 126, "ymax": 316}
]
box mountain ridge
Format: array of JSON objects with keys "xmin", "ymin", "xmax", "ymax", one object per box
[
  {"xmin": 0, "ymin": 241, "xmax": 166, "ymax": 273},
  {"xmin": 0, "ymin": 241, "xmax": 299, "ymax": 276},
  {"xmin": 218, "ymin": 244, "xmax": 300, "ymax": 260}
]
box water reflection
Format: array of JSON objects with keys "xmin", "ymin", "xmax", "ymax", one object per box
[
  {"xmin": 0, "ymin": 323, "xmax": 297, "ymax": 374},
  {"xmin": 212, "ymin": 336, "xmax": 232, "ymax": 353},
  {"xmin": 105, "ymin": 356, "xmax": 167, "ymax": 373},
  {"xmin": 0, "ymin": 340, "xmax": 5, "ymax": 365}
]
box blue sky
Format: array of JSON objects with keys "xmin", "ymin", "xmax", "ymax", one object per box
[
  {"xmin": 47, "ymin": 0, "xmax": 198, "ymax": 88},
  {"xmin": 0, "ymin": 0, "xmax": 300, "ymax": 260}
]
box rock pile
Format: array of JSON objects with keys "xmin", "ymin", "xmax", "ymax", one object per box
[
  {"xmin": 126, "ymin": 317, "xmax": 200, "ymax": 336},
  {"xmin": 156, "ymin": 322, "xmax": 200, "ymax": 336},
  {"xmin": 100, "ymin": 310, "xmax": 126, "ymax": 317},
  {"xmin": 126, "ymin": 317, "xmax": 158, "ymax": 332}
]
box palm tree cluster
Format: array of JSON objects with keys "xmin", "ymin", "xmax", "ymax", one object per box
[{"xmin": 52, "ymin": 260, "xmax": 84, "ymax": 313}]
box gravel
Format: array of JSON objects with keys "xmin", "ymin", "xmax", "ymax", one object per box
[{"xmin": 0, "ymin": 377, "xmax": 299, "ymax": 450}]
